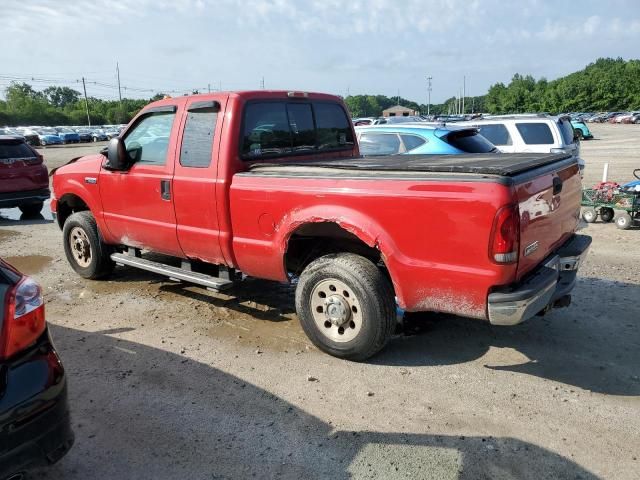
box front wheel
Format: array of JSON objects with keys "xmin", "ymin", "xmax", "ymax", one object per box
[
  {"xmin": 295, "ymin": 253, "xmax": 396, "ymax": 361},
  {"xmin": 615, "ymin": 213, "xmax": 632, "ymax": 230},
  {"xmin": 63, "ymin": 211, "xmax": 114, "ymax": 279}
]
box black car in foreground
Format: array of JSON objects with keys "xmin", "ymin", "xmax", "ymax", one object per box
[{"xmin": 0, "ymin": 259, "xmax": 73, "ymax": 479}]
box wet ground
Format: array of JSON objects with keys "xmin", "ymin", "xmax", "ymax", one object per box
[{"xmin": 0, "ymin": 123, "xmax": 639, "ymax": 479}]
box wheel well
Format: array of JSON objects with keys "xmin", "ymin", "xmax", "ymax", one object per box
[
  {"xmin": 285, "ymin": 222, "xmax": 382, "ymax": 276},
  {"xmin": 56, "ymin": 194, "xmax": 89, "ymax": 229}
]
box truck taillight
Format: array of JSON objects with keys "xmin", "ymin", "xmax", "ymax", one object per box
[
  {"xmin": 489, "ymin": 205, "xmax": 520, "ymax": 264},
  {"xmin": 2, "ymin": 277, "xmax": 46, "ymax": 359}
]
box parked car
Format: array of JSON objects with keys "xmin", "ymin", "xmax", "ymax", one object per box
[
  {"xmin": 457, "ymin": 114, "xmax": 585, "ymax": 174},
  {"xmin": 36, "ymin": 128, "xmax": 63, "ymax": 146},
  {"xmin": 372, "ymin": 115, "xmax": 426, "ymax": 125},
  {"xmin": 55, "ymin": 128, "xmax": 81, "ymax": 144},
  {"xmin": 0, "ymin": 128, "xmax": 25, "ymax": 140},
  {"xmin": 0, "ymin": 258, "xmax": 74, "ymax": 478},
  {"xmin": 352, "ymin": 117, "xmax": 377, "ymax": 126},
  {"xmin": 51, "ymin": 90, "xmax": 590, "ymax": 361},
  {"xmin": 91, "ymin": 129, "xmax": 108, "ymax": 142},
  {"xmin": 104, "ymin": 127, "xmax": 121, "ymax": 139},
  {"xmin": 619, "ymin": 112, "xmax": 640, "ymax": 124},
  {"xmin": 13, "ymin": 128, "xmax": 40, "ymax": 146},
  {"xmin": 355, "ymin": 124, "xmax": 497, "ymax": 155},
  {"xmin": 0, "ymin": 135, "xmax": 50, "ymax": 215},
  {"xmin": 571, "ymin": 119, "xmax": 594, "ymax": 140},
  {"xmin": 77, "ymin": 129, "xmax": 94, "ymax": 142}
]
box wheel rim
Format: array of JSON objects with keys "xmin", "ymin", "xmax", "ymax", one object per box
[
  {"xmin": 584, "ymin": 210, "xmax": 595, "ymax": 221},
  {"xmin": 69, "ymin": 226, "xmax": 92, "ymax": 267},
  {"xmin": 310, "ymin": 278, "xmax": 363, "ymax": 343}
]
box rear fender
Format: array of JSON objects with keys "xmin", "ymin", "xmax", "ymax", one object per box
[{"xmin": 276, "ymin": 205, "xmax": 407, "ymax": 306}]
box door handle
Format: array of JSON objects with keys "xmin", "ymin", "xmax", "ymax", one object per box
[{"xmin": 160, "ymin": 180, "xmax": 171, "ymax": 200}]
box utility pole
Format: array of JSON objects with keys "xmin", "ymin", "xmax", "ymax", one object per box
[
  {"xmin": 116, "ymin": 62, "xmax": 122, "ymax": 103},
  {"xmin": 426, "ymin": 76, "xmax": 432, "ymax": 116},
  {"xmin": 82, "ymin": 77, "xmax": 91, "ymax": 127},
  {"xmin": 208, "ymin": 83, "xmax": 211, "ymax": 93},
  {"xmin": 260, "ymin": 77, "xmax": 265, "ymax": 89}
]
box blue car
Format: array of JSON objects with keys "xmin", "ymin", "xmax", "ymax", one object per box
[
  {"xmin": 55, "ymin": 128, "xmax": 81, "ymax": 144},
  {"xmin": 35, "ymin": 128, "xmax": 63, "ymax": 146},
  {"xmin": 570, "ymin": 120, "xmax": 593, "ymax": 140},
  {"xmin": 355, "ymin": 124, "xmax": 498, "ymax": 156}
]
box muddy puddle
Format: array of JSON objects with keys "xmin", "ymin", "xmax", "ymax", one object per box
[
  {"xmin": 3, "ymin": 255, "xmax": 53, "ymax": 275},
  {"xmin": 0, "ymin": 229, "xmax": 20, "ymax": 244},
  {"xmin": 0, "ymin": 199, "xmax": 54, "ymax": 222}
]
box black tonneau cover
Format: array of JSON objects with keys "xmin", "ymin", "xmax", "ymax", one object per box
[{"xmin": 249, "ymin": 153, "xmax": 573, "ymax": 177}]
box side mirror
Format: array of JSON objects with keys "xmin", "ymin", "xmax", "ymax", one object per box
[{"xmin": 105, "ymin": 137, "xmax": 129, "ymax": 170}]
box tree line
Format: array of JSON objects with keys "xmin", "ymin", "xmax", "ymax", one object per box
[
  {"xmin": 1, "ymin": 57, "xmax": 638, "ymax": 126},
  {"xmin": 0, "ymin": 83, "xmax": 159, "ymax": 126},
  {"xmin": 345, "ymin": 57, "xmax": 639, "ymax": 117}
]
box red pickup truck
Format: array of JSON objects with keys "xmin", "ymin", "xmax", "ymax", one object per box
[{"xmin": 51, "ymin": 91, "xmax": 591, "ymax": 360}]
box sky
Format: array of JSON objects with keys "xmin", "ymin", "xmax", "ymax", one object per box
[{"xmin": 1, "ymin": 0, "xmax": 640, "ymax": 104}]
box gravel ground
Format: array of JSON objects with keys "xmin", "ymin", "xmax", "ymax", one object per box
[{"xmin": 1, "ymin": 123, "xmax": 638, "ymax": 479}]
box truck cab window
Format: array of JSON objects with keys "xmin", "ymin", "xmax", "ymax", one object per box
[
  {"xmin": 123, "ymin": 112, "xmax": 176, "ymax": 166},
  {"xmin": 241, "ymin": 101, "xmax": 353, "ymax": 160},
  {"xmin": 180, "ymin": 107, "xmax": 218, "ymax": 168}
]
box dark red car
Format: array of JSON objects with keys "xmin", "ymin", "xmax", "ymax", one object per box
[
  {"xmin": 0, "ymin": 136, "xmax": 50, "ymax": 216},
  {"xmin": 0, "ymin": 259, "xmax": 73, "ymax": 477}
]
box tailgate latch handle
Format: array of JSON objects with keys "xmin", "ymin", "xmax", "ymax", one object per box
[
  {"xmin": 553, "ymin": 176, "xmax": 563, "ymax": 195},
  {"xmin": 160, "ymin": 179, "xmax": 171, "ymax": 200}
]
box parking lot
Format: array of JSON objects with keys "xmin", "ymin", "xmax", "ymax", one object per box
[{"xmin": 1, "ymin": 123, "xmax": 638, "ymax": 479}]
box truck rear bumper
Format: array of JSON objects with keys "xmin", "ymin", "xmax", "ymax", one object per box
[{"xmin": 487, "ymin": 234, "xmax": 592, "ymax": 326}]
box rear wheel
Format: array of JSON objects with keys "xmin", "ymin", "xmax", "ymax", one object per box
[
  {"xmin": 600, "ymin": 207, "xmax": 614, "ymax": 223},
  {"xmin": 63, "ymin": 211, "xmax": 114, "ymax": 279},
  {"xmin": 18, "ymin": 202, "xmax": 44, "ymax": 216},
  {"xmin": 581, "ymin": 208, "xmax": 597, "ymax": 223},
  {"xmin": 615, "ymin": 213, "xmax": 632, "ymax": 230},
  {"xmin": 295, "ymin": 253, "xmax": 396, "ymax": 361},
  {"xmin": 41, "ymin": 140, "xmax": 47, "ymax": 146},
  {"xmin": 575, "ymin": 130, "xmax": 584, "ymax": 140}
]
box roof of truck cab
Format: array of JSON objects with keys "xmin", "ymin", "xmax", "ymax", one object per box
[{"xmin": 142, "ymin": 90, "xmax": 344, "ymax": 111}]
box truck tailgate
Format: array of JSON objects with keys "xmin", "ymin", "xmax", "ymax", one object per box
[{"xmin": 515, "ymin": 160, "xmax": 582, "ymax": 279}]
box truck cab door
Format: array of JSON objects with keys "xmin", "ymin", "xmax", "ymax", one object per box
[
  {"xmin": 99, "ymin": 104, "xmax": 184, "ymax": 257},
  {"xmin": 173, "ymin": 97, "xmax": 226, "ymax": 264}
]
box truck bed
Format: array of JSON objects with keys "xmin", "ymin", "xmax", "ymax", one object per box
[{"xmin": 247, "ymin": 153, "xmax": 574, "ymax": 179}]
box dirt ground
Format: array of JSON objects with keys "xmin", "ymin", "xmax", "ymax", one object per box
[{"xmin": 1, "ymin": 123, "xmax": 638, "ymax": 479}]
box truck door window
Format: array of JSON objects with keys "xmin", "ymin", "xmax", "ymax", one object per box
[
  {"xmin": 515, "ymin": 122, "xmax": 554, "ymax": 145},
  {"xmin": 180, "ymin": 107, "xmax": 218, "ymax": 168},
  {"xmin": 123, "ymin": 112, "xmax": 176, "ymax": 166}
]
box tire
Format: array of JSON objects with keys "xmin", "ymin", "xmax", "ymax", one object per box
[
  {"xmin": 18, "ymin": 202, "xmax": 44, "ymax": 216},
  {"xmin": 575, "ymin": 130, "xmax": 583, "ymax": 140},
  {"xmin": 41, "ymin": 140, "xmax": 47, "ymax": 146},
  {"xmin": 581, "ymin": 208, "xmax": 597, "ymax": 223},
  {"xmin": 600, "ymin": 207, "xmax": 614, "ymax": 223},
  {"xmin": 62, "ymin": 211, "xmax": 115, "ymax": 279},
  {"xmin": 615, "ymin": 213, "xmax": 632, "ymax": 230},
  {"xmin": 295, "ymin": 253, "xmax": 396, "ymax": 361},
  {"xmin": 93, "ymin": 137, "xmax": 98, "ymax": 142}
]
